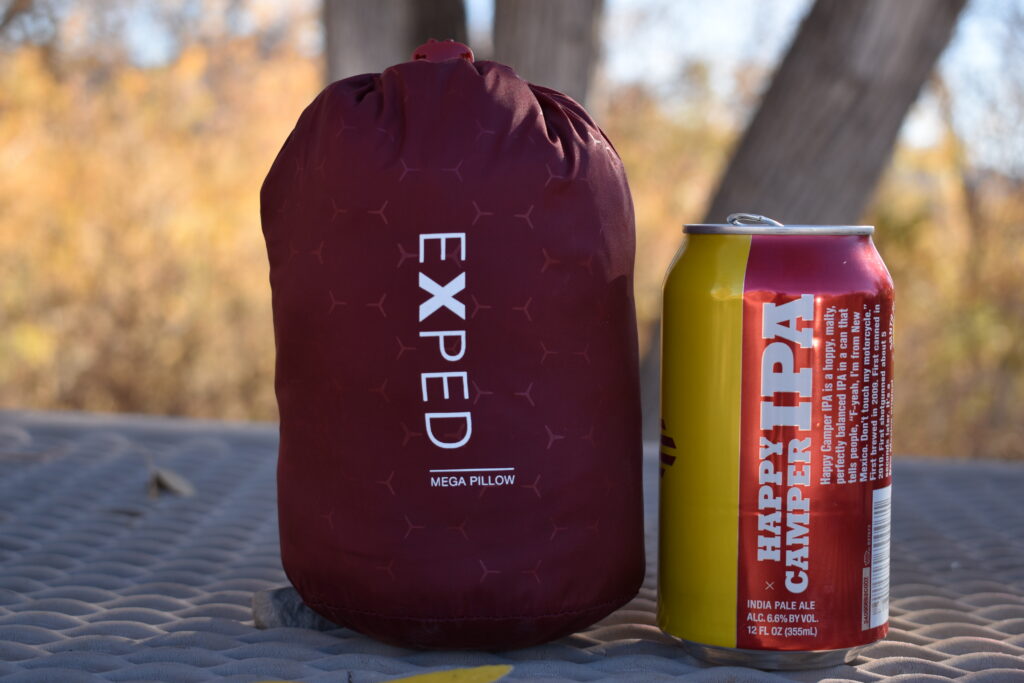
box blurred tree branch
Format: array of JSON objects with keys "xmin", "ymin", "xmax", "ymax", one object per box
[{"xmin": 0, "ymin": 0, "xmax": 33, "ymax": 34}]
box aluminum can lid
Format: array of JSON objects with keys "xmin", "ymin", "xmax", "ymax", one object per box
[{"xmin": 685, "ymin": 213, "xmax": 873, "ymax": 235}]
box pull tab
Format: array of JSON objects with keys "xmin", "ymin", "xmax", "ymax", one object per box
[
  {"xmin": 727, "ymin": 213, "xmax": 784, "ymax": 227},
  {"xmin": 412, "ymin": 39, "xmax": 474, "ymax": 63}
]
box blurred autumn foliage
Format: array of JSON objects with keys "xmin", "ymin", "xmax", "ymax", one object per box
[
  {"xmin": 866, "ymin": 137, "xmax": 1024, "ymax": 459},
  {"xmin": 0, "ymin": 8, "xmax": 319, "ymax": 419},
  {"xmin": 1, "ymin": 2, "xmax": 1023, "ymax": 457}
]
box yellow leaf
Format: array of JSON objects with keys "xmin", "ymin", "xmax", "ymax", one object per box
[
  {"xmin": 252, "ymin": 667, "xmax": 512, "ymax": 683},
  {"xmin": 388, "ymin": 665, "xmax": 514, "ymax": 683}
]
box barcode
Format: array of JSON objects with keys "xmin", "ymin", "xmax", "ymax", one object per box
[{"xmin": 868, "ymin": 485, "xmax": 892, "ymax": 629}]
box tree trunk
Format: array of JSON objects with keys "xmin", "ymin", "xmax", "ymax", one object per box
[
  {"xmin": 323, "ymin": 0, "xmax": 467, "ymax": 83},
  {"xmin": 493, "ymin": 0, "xmax": 604, "ymax": 105},
  {"xmin": 704, "ymin": 0, "xmax": 966, "ymax": 224},
  {"xmin": 640, "ymin": 0, "xmax": 966, "ymax": 438},
  {"xmin": 411, "ymin": 0, "xmax": 468, "ymax": 49}
]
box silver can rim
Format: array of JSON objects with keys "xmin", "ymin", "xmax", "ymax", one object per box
[
  {"xmin": 684, "ymin": 224, "xmax": 874, "ymax": 235},
  {"xmin": 673, "ymin": 636, "xmax": 868, "ymax": 670}
]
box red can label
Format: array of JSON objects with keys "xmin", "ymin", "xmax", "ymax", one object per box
[{"xmin": 737, "ymin": 261, "xmax": 894, "ymax": 650}]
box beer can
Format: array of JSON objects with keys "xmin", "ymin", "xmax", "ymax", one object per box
[{"xmin": 658, "ymin": 213, "xmax": 894, "ymax": 669}]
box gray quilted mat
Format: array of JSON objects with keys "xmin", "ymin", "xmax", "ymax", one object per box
[{"xmin": 1, "ymin": 411, "xmax": 1023, "ymax": 682}]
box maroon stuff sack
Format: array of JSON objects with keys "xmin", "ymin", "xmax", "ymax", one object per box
[{"xmin": 260, "ymin": 41, "xmax": 644, "ymax": 650}]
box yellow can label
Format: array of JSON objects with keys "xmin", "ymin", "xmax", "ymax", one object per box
[{"xmin": 658, "ymin": 233, "xmax": 751, "ymax": 647}]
